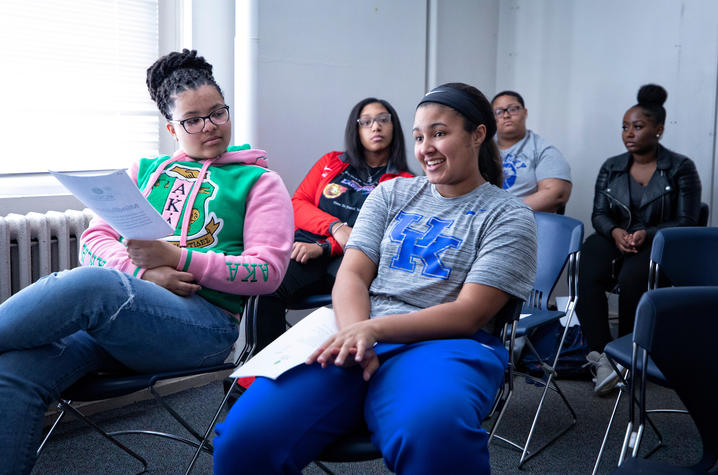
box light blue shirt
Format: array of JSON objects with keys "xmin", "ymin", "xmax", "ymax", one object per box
[
  {"xmin": 346, "ymin": 177, "xmax": 537, "ymax": 332},
  {"xmin": 498, "ymin": 130, "xmax": 571, "ymax": 197}
]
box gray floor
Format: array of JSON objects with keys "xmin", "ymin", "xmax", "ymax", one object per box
[{"xmin": 32, "ymin": 374, "xmax": 701, "ymax": 474}]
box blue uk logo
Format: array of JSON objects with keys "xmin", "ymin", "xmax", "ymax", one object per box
[
  {"xmin": 502, "ymin": 152, "xmax": 527, "ymax": 190},
  {"xmin": 389, "ymin": 211, "xmax": 462, "ymax": 279}
]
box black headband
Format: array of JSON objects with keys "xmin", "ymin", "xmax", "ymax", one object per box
[{"xmin": 417, "ymin": 86, "xmax": 485, "ymax": 125}]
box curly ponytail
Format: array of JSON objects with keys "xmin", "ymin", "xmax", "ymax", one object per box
[{"xmin": 146, "ymin": 49, "xmax": 223, "ymax": 120}]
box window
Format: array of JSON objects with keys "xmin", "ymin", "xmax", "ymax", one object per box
[{"xmin": 0, "ymin": 0, "xmax": 159, "ymax": 174}]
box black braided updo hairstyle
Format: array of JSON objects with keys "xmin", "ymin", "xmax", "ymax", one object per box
[
  {"xmin": 146, "ymin": 49, "xmax": 224, "ymax": 121},
  {"xmin": 634, "ymin": 84, "xmax": 667, "ymax": 125}
]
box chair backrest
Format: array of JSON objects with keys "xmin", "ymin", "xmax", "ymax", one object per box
[
  {"xmin": 698, "ymin": 202, "xmax": 710, "ymax": 227},
  {"xmin": 632, "ymin": 287, "xmax": 718, "ymax": 469},
  {"xmin": 287, "ymin": 294, "xmax": 333, "ymax": 311},
  {"xmin": 494, "ymin": 296, "xmax": 523, "ymax": 334},
  {"xmin": 649, "ymin": 227, "xmax": 718, "ymax": 288},
  {"xmin": 528, "ymin": 212, "xmax": 584, "ymax": 310}
]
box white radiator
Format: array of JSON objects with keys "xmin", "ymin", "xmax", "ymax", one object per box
[{"xmin": 0, "ymin": 209, "xmax": 95, "ymax": 303}]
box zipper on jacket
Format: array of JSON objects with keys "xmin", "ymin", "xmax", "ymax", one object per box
[
  {"xmin": 660, "ymin": 169, "xmax": 665, "ymax": 220},
  {"xmin": 604, "ymin": 189, "xmax": 632, "ymax": 231}
]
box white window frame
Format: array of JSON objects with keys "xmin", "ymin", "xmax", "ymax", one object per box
[
  {"xmin": 0, "ymin": 0, "xmax": 239, "ymax": 217},
  {"xmin": 0, "ymin": 1, "xmax": 185, "ymax": 207}
]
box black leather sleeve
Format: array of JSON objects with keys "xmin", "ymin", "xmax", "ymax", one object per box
[
  {"xmin": 644, "ymin": 157, "xmax": 702, "ymax": 239},
  {"xmin": 590, "ymin": 162, "xmax": 618, "ymax": 238}
]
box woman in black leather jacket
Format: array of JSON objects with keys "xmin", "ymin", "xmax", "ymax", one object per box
[{"xmin": 576, "ymin": 84, "xmax": 701, "ymax": 395}]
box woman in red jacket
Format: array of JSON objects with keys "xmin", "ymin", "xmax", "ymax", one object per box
[{"xmin": 255, "ymin": 98, "xmax": 412, "ymax": 347}]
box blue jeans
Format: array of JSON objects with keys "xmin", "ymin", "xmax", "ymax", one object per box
[
  {"xmin": 213, "ymin": 332, "xmax": 507, "ymax": 474},
  {"xmin": 0, "ymin": 266, "xmax": 239, "ymax": 474}
]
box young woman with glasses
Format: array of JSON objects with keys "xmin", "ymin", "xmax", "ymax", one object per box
[
  {"xmin": 213, "ymin": 83, "xmax": 537, "ymax": 474},
  {"xmin": 491, "ymin": 90, "xmax": 572, "ymax": 213},
  {"xmin": 252, "ymin": 98, "xmax": 413, "ymax": 349},
  {"xmin": 0, "ymin": 49, "xmax": 293, "ymax": 472},
  {"xmin": 577, "ymin": 84, "xmax": 702, "ymax": 395}
]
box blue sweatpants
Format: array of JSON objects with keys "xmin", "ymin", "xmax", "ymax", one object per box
[{"xmin": 213, "ymin": 331, "xmax": 507, "ymax": 474}]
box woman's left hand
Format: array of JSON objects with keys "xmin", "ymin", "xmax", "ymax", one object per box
[
  {"xmin": 628, "ymin": 229, "xmax": 647, "ymax": 250},
  {"xmin": 306, "ymin": 319, "xmax": 381, "ymax": 380},
  {"xmin": 291, "ymin": 241, "xmax": 323, "ymax": 263},
  {"xmin": 126, "ymin": 239, "xmax": 181, "ymax": 269}
]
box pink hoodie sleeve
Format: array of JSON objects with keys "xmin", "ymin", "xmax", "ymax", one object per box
[
  {"xmin": 177, "ymin": 170, "xmax": 293, "ymax": 295},
  {"xmin": 78, "ymin": 163, "xmax": 145, "ymax": 278}
]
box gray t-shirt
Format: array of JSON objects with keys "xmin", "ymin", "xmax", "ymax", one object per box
[
  {"xmin": 499, "ymin": 129, "xmax": 571, "ymax": 197},
  {"xmin": 346, "ymin": 176, "xmax": 537, "ymax": 332}
]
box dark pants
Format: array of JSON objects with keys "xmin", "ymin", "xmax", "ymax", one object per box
[
  {"xmin": 254, "ymin": 256, "xmax": 342, "ymax": 349},
  {"xmin": 575, "ymin": 233, "xmax": 653, "ymax": 352}
]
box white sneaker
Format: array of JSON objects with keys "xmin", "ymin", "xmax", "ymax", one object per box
[{"xmin": 585, "ymin": 351, "xmax": 624, "ymax": 396}]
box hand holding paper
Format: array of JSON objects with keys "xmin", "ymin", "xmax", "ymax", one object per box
[
  {"xmin": 50, "ymin": 169, "xmax": 174, "ymax": 240},
  {"xmin": 307, "ymin": 317, "xmax": 381, "ymax": 380},
  {"xmin": 231, "ymin": 307, "xmax": 339, "ymax": 380}
]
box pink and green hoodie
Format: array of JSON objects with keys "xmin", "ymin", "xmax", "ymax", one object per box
[{"xmin": 80, "ymin": 145, "xmax": 294, "ymax": 316}]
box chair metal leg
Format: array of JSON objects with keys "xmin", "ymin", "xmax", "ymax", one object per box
[
  {"xmin": 97, "ymin": 383, "xmax": 226, "ymax": 455},
  {"xmin": 148, "ymin": 385, "xmax": 205, "ymax": 443},
  {"xmin": 36, "ymin": 402, "xmax": 67, "ymax": 456},
  {"xmin": 592, "ymin": 384, "xmax": 623, "ymax": 475},
  {"xmin": 619, "ymin": 409, "xmax": 668, "ymax": 464},
  {"xmin": 313, "ymin": 460, "xmax": 336, "ymax": 474},
  {"xmin": 488, "ymin": 388, "xmax": 526, "ymax": 453},
  {"xmin": 517, "ymin": 370, "xmax": 577, "ymax": 467},
  {"xmin": 59, "ymin": 400, "xmax": 148, "ymax": 471},
  {"xmin": 109, "ymin": 428, "xmax": 214, "ymax": 452},
  {"xmin": 488, "ymin": 322, "xmax": 578, "ymax": 467},
  {"xmin": 509, "ymin": 333, "xmax": 578, "ymax": 466},
  {"xmin": 39, "ymin": 382, "xmax": 245, "ymax": 473},
  {"xmin": 593, "ymin": 366, "xmax": 668, "ymax": 474},
  {"xmin": 184, "ymin": 378, "xmax": 243, "ymax": 475},
  {"xmin": 489, "ymin": 368, "xmax": 577, "ymax": 463}
]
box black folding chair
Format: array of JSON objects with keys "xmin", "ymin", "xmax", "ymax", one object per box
[
  {"xmin": 489, "ymin": 212, "xmax": 583, "ymax": 467},
  {"xmin": 36, "ymin": 297, "xmax": 258, "ymax": 474},
  {"xmin": 612, "ymin": 287, "xmax": 718, "ymax": 474},
  {"xmin": 594, "ymin": 227, "xmax": 718, "ymax": 473}
]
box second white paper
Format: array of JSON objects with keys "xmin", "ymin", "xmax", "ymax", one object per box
[{"xmin": 231, "ymin": 306, "xmax": 338, "ymax": 380}]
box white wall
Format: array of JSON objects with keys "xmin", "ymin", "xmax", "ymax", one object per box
[
  {"xmin": 251, "ymin": 0, "xmax": 717, "ymax": 229},
  {"xmin": 192, "ymin": 0, "xmax": 236, "ymax": 135},
  {"xmin": 430, "ymin": 0, "xmax": 499, "ymax": 93},
  {"xmin": 253, "ymin": 0, "xmax": 428, "ymax": 193},
  {"xmin": 5, "ymin": 0, "xmax": 717, "ymax": 228},
  {"xmin": 251, "ymin": 0, "xmax": 506, "ymax": 194},
  {"xmin": 495, "ymin": 0, "xmax": 718, "ymax": 228}
]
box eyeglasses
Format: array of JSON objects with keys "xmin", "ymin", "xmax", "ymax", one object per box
[
  {"xmin": 357, "ymin": 113, "xmax": 391, "ymax": 128},
  {"xmin": 493, "ymin": 105, "xmax": 523, "ymax": 117},
  {"xmin": 170, "ymin": 105, "xmax": 230, "ymax": 134}
]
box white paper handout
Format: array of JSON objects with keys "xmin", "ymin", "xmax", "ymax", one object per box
[
  {"xmin": 50, "ymin": 169, "xmax": 174, "ymax": 240},
  {"xmin": 231, "ymin": 306, "xmax": 338, "ymax": 380}
]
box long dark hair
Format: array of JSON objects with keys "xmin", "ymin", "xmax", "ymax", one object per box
[
  {"xmin": 424, "ymin": 82, "xmax": 503, "ymax": 187},
  {"xmin": 343, "ymin": 97, "xmax": 409, "ymax": 175},
  {"xmin": 146, "ymin": 49, "xmax": 223, "ymax": 120}
]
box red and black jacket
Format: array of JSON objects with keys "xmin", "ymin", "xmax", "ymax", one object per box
[{"xmin": 292, "ymin": 151, "xmax": 413, "ymax": 256}]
